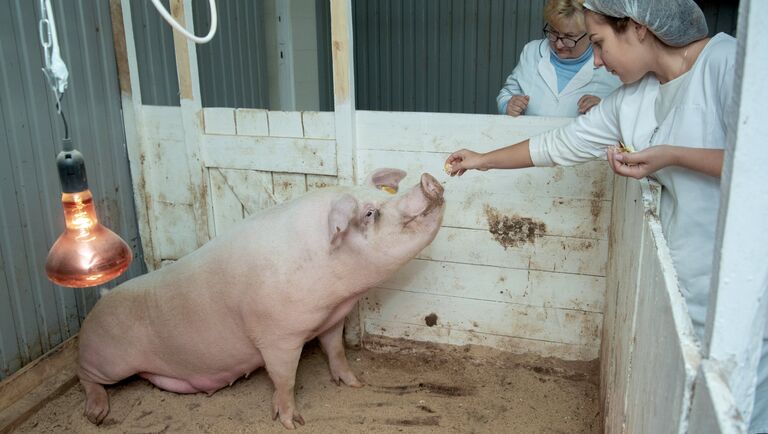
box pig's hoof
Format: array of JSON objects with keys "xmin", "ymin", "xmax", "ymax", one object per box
[
  {"xmin": 272, "ymin": 396, "xmax": 305, "ymax": 429},
  {"xmin": 81, "ymin": 379, "xmax": 110, "ymax": 425},
  {"xmin": 83, "ymin": 390, "xmax": 110, "ymax": 424},
  {"xmin": 331, "ymin": 372, "xmax": 363, "ymax": 388}
]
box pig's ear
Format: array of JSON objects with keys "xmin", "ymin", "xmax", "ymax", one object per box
[
  {"xmin": 365, "ymin": 168, "xmax": 407, "ymax": 191},
  {"xmin": 328, "ymin": 194, "xmax": 358, "ymax": 249}
]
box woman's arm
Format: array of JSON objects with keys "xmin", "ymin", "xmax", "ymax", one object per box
[
  {"xmin": 446, "ymin": 140, "xmax": 534, "ymax": 176},
  {"xmin": 607, "ymin": 145, "xmax": 724, "ymax": 178}
]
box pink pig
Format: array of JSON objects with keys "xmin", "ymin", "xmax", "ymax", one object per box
[{"xmin": 76, "ymin": 169, "xmax": 445, "ymax": 429}]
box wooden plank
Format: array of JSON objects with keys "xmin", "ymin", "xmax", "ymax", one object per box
[
  {"xmin": 623, "ymin": 219, "xmax": 701, "ymax": 434},
  {"xmin": 363, "ymin": 288, "xmax": 601, "ymax": 349},
  {"xmin": 306, "ymin": 174, "xmax": 338, "ymax": 191},
  {"xmin": 688, "ymin": 361, "xmax": 747, "ymax": 434},
  {"xmin": 419, "ymin": 227, "xmax": 608, "ymax": 277},
  {"xmin": 0, "ymin": 336, "xmax": 78, "ymax": 433},
  {"xmin": 141, "ymin": 105, "xmax": 185, "ymax": 141},
  {"xmin": 272, "ymin": 173, "xmax": 307, "ymax": 204},
  {"xmin": 356, "ymin": 110, "xmax": 571, "ymax": 153},
  {"xmin": 170, "ymin": 0, "xmax": 213, "ymax": 246},
  {"xmin": 116, "ymin": 0, "xmax": 157, "ymax": 268},
  {"xmin": 209, "ymin": 168, "xmax": 244, "ymax": 237},
  {"xmin": 152, "ymin": 200, "xmax": 198, "ymax": 260},
  {"xmin": 235, "ymin": 108, "xmax": 269, "ymax": 136},
  {"xmin": 359, "ymin": 150, "xmax": 613, "ymax": 201},
  {"xmin": 203, "ymin": 107, "xmax": 236, "ymax": 135},
  {"xmin": 301, "ymin": 111, "xmax": 336, "ymax": 139},
  {"xmin": 363, "ymin": 319, "xmax": 599, "ymax": 361},
  {"xmin": 601, "ymin": 176, "xmax": 648, "ymax": 431},
  {"xmin": 379, "ymin": 259, "xmax": 605, "ymax": 313},
  {"xmin": 330, "ymin": 0, "xmax": 356, "ymax": 187},
  {"xmin": 202, "ymin": 135, "xmax": 337, "ymax": 176},
  {"xmin": 148, "ymin": 138, "xmax": 194, "ymax": 204},
  {"xmin": 267, "ymin": 111, "xmax": 304, "ymax": 138}
]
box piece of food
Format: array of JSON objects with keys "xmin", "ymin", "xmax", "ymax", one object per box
[
  {"xmin": 618, "ymin": 141, "xmax": 635, "ymax": 153},
  {"xmin": 444, "ymin": 162, "xmax": 453, "ymax": 174},
  {"xmin": 380, "ymin": 186, "xmax": 397, "ymax": 194}
]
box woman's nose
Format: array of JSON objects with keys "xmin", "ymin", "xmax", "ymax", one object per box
[
  {"xmin": 554, "ymin": 39, "xmax": 566, "ymax": 50},
  {"xmin": 593, "ymin": 48, "xmax": 604, "ymax": 67}
]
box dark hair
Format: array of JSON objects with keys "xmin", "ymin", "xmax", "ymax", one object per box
[{"xmin": 586, "ymin": 10, "xmax": 631, "ymax": 34}]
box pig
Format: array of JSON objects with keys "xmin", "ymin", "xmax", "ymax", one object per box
[{"xmin": 76, "ymin": 168, "xmax": 445, "ymax": 429}]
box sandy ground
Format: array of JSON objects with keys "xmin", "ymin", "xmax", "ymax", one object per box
[{"xmin": 15, "ymin": 339, "xmax": 600, "ymax": 433}]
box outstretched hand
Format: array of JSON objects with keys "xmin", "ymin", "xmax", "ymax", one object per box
[
  {"xmin": 444, "ymin": 149, "xmax": 486, "ymax": 177},
  {"xmin": 606, "ymin": 145, "xmax": 676, "ymax": 179}
]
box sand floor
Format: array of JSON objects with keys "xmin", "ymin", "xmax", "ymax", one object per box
[{"xmin": 15, "ymin": 339, "xmax": 600, "ymax": 433}]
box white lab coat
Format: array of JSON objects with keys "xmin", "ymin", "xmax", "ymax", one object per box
[
  {"xmin": 529, "ymin": 33, "xmax": 767, "ymax": 432},
  {"xmin": 496, "ymin": 39, "xmax": 621, "ymax": 116}
]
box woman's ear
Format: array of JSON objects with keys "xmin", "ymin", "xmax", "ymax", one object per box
[{"xmin": 634, "ymin": 21, "xmax": 648, "ymax": 43}]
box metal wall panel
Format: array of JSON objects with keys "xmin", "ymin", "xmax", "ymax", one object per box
[{"xmin": 0, "ymin": 0, "xmax": 145, "ymax": 380}]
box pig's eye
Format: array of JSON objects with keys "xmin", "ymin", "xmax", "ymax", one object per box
[{"xmin": 364, "ymin": 208, "xmax": 378, "ymax": 221}]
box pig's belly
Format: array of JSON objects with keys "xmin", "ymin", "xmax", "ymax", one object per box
[{"xmin": 139, "ymin": 345, "xmax": 265, "ymax": 395}]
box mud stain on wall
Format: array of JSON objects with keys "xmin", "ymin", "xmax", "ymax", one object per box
[{"xmin": 484, "ymin": 205, "xmax": 546, "ymax": 249}]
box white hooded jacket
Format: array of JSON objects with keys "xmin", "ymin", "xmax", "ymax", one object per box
[{"xmin": 496, "ymin": 39, "xmax": 621, "ymax": 116}]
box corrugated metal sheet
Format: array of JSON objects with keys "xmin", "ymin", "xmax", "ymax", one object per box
[
  {"xmin": 352, "ymin": 0, "xmax": 740, "ymax": 114},
  {"xmin": 352, "ymin": 0, "xmax": 545, "ymax": 114},
  {"xmin": 0, "ymin": 0, "xmax": 145, "ymax": 380}
]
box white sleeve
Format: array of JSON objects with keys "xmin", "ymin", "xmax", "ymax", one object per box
[
  {"xmin": 496, "ymin": 44, "xmax": 531, "ymax": 114},
  {"xmin": 497, "ymin": 72, "xmax": 523, "ymax": 114},
  {"xmin": 528, "ymin": 89, "xmax": 623, "ymax": 167}
]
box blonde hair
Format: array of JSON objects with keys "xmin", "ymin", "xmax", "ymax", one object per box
[{"xmin": 544, "ymin": 0, "xmax": 586, "ymax": 32}]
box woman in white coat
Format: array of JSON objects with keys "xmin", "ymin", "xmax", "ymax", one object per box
[
  {"xmin": 450, "ymin": 0, "xmax": 767, "ymax": 431},
  {"xmin": 496, "ymin": 0, "xmax": 621, "ymax": 117}
]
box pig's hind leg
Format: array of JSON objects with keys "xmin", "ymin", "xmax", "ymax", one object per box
[
  {"xmin": 319, "ymin": 319, "xmax": 362, "ymax": 387},
  {"xmin": 78, "ymin": 369, "xmax": 111, "ymax": 425},
  {"xmin": 261, "ymin": 345, "xmax": 306, "ymax": 429}
]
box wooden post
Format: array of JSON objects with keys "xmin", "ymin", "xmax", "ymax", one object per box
[
  {"xmin": 330, "ymin": 0, "xmax": 361, "ymax": 346},
  {"xmin": 170, "ymin": 0, "xmax": 214, "ymax": 246},
  {"xmin": 111, "ymin": 0, "xmax": 158, "ymax": 269},
  {"xmin": 702, "ymin": 0, "xmax": 768, "ymax": 424}
]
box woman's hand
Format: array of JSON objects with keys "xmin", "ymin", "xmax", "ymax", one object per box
[
  {"xmin": 506, "ymin": 95, "xmax": 530, "ymax": 117},
  {"xmin": 606, "ymin": 145, "xmax": 676, "ymax": 179},
  {"xmin": 444, "ymin": 149, "xmax": 487, "ymax": 177},
  {"xmin": 577, "ymin": 94, "xmax": 601, "ymax": 114}
]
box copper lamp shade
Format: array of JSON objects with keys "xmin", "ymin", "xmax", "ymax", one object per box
[{"xmin": 45, "ymin": 143, "xmax": 132, "ymax": 288}]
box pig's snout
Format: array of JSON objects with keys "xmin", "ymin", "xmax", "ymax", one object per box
[{"xmin": 420, "ymin": 173, "xmax": 444, "ymax": 202}]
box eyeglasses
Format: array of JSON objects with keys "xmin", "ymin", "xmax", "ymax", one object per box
[{"xmin": 543, "ymin": 24, "xmax": 587, "ymax": 48}]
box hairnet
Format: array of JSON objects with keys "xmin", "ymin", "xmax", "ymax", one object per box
[{"xmin": 582, "ymin": 0, "xmax": 708, "ymax": 47}]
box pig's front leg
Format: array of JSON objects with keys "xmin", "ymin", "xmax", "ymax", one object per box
[
  {"xmin": 262, "ymin": 346, "xmax": 305, "ymax": 429},
  {"xmin": 319, "ymin": 319, "xmax": 363, "ymax": 387}
]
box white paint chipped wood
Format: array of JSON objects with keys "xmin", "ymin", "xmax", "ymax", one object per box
[
  {"xmin": 688, "ymin": 361, "xmax": 748, "ymax": 434},
  {"xmin": 364, "ymin": 288, "xmax": 602, "ymax": 349},
  {"xmin": 203, "ymin": 108, "xmax": 236, "ymax": 135},
  {"xmin": 302, "ymin": 111, "xmax": 336, "ymax": 139},
  {"xmin": 272, "ymin": 173, "xmax": 307, "ymax": 204},
  {"xmin": 364, "ymin": 319, "xmax": 599, "ymax": 361},
  {"xmin": 419, "ymin": 227, "xmax": 608, "ymax": 276},
  {"xmin": 267, "ymin": 111, "xmax": 304, "ymax": 138},
  {"xmin": 202, "ymin": 135, "xmax": 337, "ymax": 176},
  {"xmin": 235, "ymin": 109, "xmax": 270, "ymax": 136},
  {"xmin": 379, "ymin": 259, "xmax": 604, "ymax": 313}
]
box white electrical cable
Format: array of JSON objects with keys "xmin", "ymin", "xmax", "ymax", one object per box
[
  {"xmin": 150, "ymin": 0, "xmax": 218, "ymax": 44},
  {"xmin": 38, "ymin": 0, "xmax": 68, "ymax": 108}
]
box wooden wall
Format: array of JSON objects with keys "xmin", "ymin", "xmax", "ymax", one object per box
[{"xmin": 132, "ymin": 106, "xmax": 610, "ymax": 362}]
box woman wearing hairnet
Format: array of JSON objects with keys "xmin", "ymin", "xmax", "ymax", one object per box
[
  {"xmin": 496, "ymin": 0, "xmax": 621, "ymax": 117},
  {"xmin": 446, "ymin": 0, "xmax": 767, "ymax": 431}
]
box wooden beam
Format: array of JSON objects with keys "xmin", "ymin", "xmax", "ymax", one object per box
[{"xmin": 0, "ymin": 337, "xmax": 78, "ymax": 433}]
